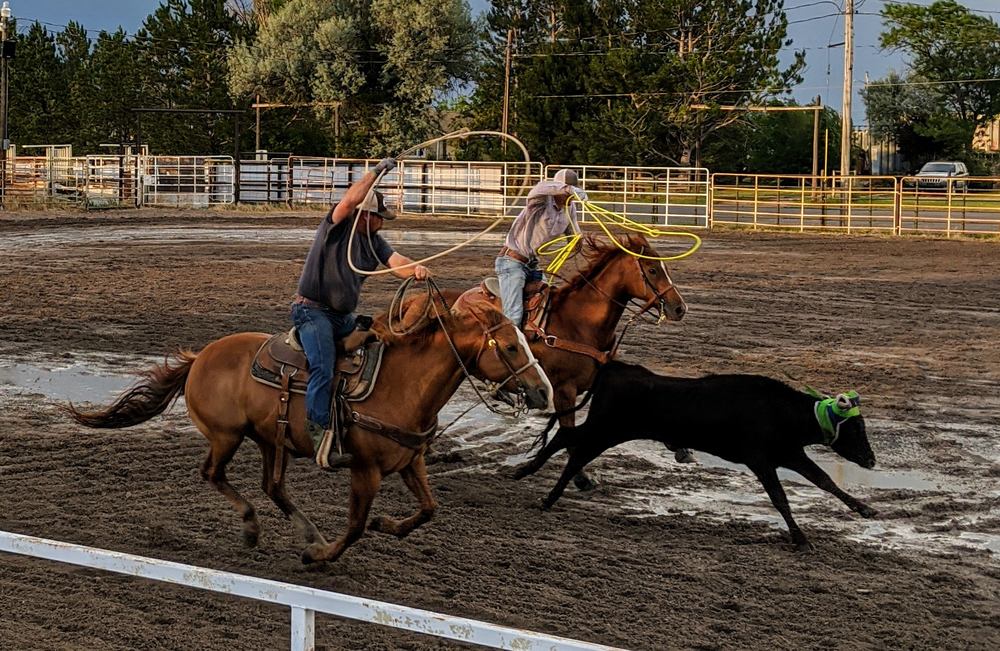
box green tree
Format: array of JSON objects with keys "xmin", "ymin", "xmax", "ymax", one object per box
[
  {"xmin": 8, "ymin": 22, "xmax": 63, "ymax": 149},
  {"xmin": 227, "ymin": 0, "xmax": 476, "ymax": 156},
  {"xmin": 56, "ymin": 21, "xmax": 92, "ymax": 151},
  {"xmin": 878, "ymin": 0, "xmax": 1000, "ymax": 156},
  {"xmin": 861, "ymin": 71, "xmax": 944, "ymax": 168},
  {"xmin": 471, "ymin": 0, "xmax": 804, "ymax": 167},
  {"xmin": 136, "ymin": 0, "xmax": 249, "ymax": 153},
  {"xmin": 90, "ymin": 30, "xmax": 146, "ymax": 148},
  {"xmin": 702, "ymin": 104, "xmax": 841, "ymax": 174}
]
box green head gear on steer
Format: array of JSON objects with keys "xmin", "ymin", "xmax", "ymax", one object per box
[{"xmin": 812, "ymin": 390, "xmax": 861, "ymax": 444}]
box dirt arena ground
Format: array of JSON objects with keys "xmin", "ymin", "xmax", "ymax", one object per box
[{"xmin": 1, "ymin": 208, "xmax": 998, "ymax": 650}]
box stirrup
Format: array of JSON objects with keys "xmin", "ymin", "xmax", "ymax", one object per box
[{"xmin": 315, "ymin": 428, "xmax": 352, "ymax": 470}]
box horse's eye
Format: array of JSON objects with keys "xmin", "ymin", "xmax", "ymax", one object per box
[
  {"xmin": 506, "ymin": 343, "xmax": 518, "ymax": 353},
  {"xmin": 648, "ymin": 267, "xmax": 657, "ymax": 274}
]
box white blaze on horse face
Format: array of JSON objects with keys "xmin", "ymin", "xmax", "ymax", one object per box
[
  {"xmin": 513, "ymin": 326, "xmax": 555, "ymax": 412},
  {"xmin": 660, "ymin": 261, "xmax": 686, "ymax": 311}
]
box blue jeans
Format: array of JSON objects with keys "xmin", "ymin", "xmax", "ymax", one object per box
[
  {"xmin": 495, "ymin": 256, "xmax": 543, "ymax": 327},
  {"xmin": 290, "ymin": 303, "xmax": 356, "ymax": 428}
]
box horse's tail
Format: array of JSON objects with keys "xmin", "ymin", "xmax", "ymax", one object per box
[
  {"xmin": 63, "ymin": 350, "xmax": 198, "ymax": 429},
  {"xmin": 530, "ymin": 362, "xmax": 611, "ymax": 452}
]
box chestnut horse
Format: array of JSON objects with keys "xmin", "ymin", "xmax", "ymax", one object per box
[
  {"xmin": 65, "ymin": 293, "xmax": 552, "ymax": 564},
  {"xmin": 455, "ymin": 234, "xmax": 687, "ymax": 486}
]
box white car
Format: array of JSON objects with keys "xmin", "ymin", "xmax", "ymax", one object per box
[{"xmin": 915, "ymin": 161, "xmax": 969, "ymax": 190}]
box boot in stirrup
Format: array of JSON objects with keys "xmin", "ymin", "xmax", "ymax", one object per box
[{"xmin": 307, "ymin": 420, "xmax": 352, "ymax": 470}]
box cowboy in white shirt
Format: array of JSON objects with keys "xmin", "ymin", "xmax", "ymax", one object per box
[{"xmin": 495, "ymin": 169, "xmax": 585, "ymax": 327}]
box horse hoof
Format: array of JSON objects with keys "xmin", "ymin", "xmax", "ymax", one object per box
[
  {"xmin": 301, "ymin": 543, "xmax": 324, "ymax": 565},
  {"xmin": 368, "ymin": 516, "xmax": 389, "ymax": 533},
  {"xmin": 242, "ymin": 526, "xmax": 260, "ymax": 548},
  {"xmin": 794, "ymin": 540, "xmax": 813, "ymax": 553},
  {"xmin": 573, "ymin": 473, "xmax": 598, "ymax": 492},
  {"xmin": 674, "ymin": 448, "xmax": 696, "ymax": 464}
]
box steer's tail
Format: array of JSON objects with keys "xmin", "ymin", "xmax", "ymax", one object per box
[
  {"xmin": 63, "ymin": 350, "xmax": 197, "ymax": 429},
  {"xmin": 531, "ymin": 362, "xmax": 613, "ymax": 451}
]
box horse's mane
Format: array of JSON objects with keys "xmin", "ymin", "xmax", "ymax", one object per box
[
  {"xmin": 372, "ymin": 291, "xmax": 502, "ymax": 346},
  {"xmin": 556, "ymin": 233, "xmax": 648, "ymax": 295},
  {"xmin": 371, "ymin": 293, "xmax": 445, "ymax": 346}
]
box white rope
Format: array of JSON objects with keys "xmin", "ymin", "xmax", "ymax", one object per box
[{"xmin": 346, "ymin": 130, "xmax": 533, "ymax": 276}]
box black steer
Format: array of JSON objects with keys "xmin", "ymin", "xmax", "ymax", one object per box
[{"xmin": 514, "ymin": 360, "xmax": 878, "ymax": 550}]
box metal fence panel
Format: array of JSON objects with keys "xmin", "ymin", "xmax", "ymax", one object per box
[
  {"xmin": 898, "ymin": 176, "xmax": 1000, "ymax": 236},
  {"xmin": 140, "ymin": 156, "xmax": 235, "ymax": 207},
  {"xmin": 545, "ymin": 164, "xmax": 710, "ymax": 228},
  {"xmin": 288, "ymin": 157, "xmax": 542, "ymax": 217},
  {"xmin": 711, "ymin": 174, "xmax": 898, "ymax": 232},
  {"xmin": 239, "ymin": 158, "xmax": 289, "ymax": 203}
]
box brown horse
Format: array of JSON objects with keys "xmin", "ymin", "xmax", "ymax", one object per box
[
  {"xmin": 64, "ymin": 293, "xmax": 552, "ymax": 564},
  {"xmin": 455, "ymin": 234, "xmax": 687, "ymax": 485},
  {"xmin": 458, "ymin": 234, "xmax": 686, "ymax": 417}
]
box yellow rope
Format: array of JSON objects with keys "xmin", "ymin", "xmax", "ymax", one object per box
[{"xmin": 539, "ymin": 194, "xmax": 702, "ymax": 274}]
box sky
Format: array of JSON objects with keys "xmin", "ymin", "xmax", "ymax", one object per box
[{"xmin": 8, "ymin": 0, "xmax": 1000, "ymax": 124}]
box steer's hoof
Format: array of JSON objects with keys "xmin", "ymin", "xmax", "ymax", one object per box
[
  {"xmin": 857, "ymin": 505, "xmax": 878, "ymax": 519},
  {"xmin": 511, "ymin": 463, "xmax": 534, "ymax": 480},
  {"xmin": 573, "ymin": 473, "xmax": 598, "ymax": 492},
  {"xmin": 674, "ymin": 448, "xmax": 696, "ymax": 464},
  {"xmin": 794, "ymin": 540, "xmax": 813, "ymax": 553}
]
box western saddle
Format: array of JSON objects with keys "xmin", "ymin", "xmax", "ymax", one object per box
[
  {"xmin": 479, "ymin": 276, "xmax": 611, "ymax": 364},
  {"xmin": 250, "ymin": 326, "xmax": 385, "ymax": 481}
]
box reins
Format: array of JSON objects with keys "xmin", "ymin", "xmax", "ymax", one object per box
[{"xmin": 382, "ymin": 278, "xmax": 539, "ymax": 440}]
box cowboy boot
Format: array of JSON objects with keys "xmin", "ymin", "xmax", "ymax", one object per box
[{"xmin": 306, "ymin": 420, "xmax": 352, "ymax": 470}]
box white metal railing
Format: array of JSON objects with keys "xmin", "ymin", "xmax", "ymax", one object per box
[
  {"xmin": 0, "ymin": 530, "xmax": 623, "ymax": 651},
  {"xmin": 711, "ymin": 174, "xmax": 898, "ymax": 233},
  {"xmin": 545, "ymin": 164, "xmax": 709, "ymax": 228},
  {"xmin": 2, "ymin": 151, "xmax": 999, "ymax": 238},
  {"xmin": 140, "ymin": 156, "xmax": 236, "ymax": 207},
  {"xmin": 288, "ymin": 157, "xmax": 542, "ymax": 217}
]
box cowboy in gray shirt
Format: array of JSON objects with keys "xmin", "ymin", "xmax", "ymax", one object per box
[{"xmin": 292, "ymin": 157, "xmax": 430, "ymax": 469}]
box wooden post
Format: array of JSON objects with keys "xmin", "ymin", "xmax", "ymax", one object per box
[{"xmin": 501, "ymin": 29, "xmax": 513, "ymax": 154}]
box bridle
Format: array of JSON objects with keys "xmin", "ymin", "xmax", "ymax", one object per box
[
  {"xmin": 549, "ymin": 244, "xmax": 679, "ymax": 324},
  {"xmin": 473, "ymin": 320, "xmax": 544, "ymax": 393},
  {"xmin": 395, "ymin": 278, "xmax": 544, "ymax": 417},
  {"xmin": 634, "ymin": 253, "xmax": 679, "ymax": 325}
]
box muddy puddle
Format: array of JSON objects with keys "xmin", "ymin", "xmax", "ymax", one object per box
[{"xmin": 0, "ymin": 360, "xmax": 135, "ymax": 403}]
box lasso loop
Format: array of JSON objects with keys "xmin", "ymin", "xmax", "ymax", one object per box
[
  {"xmin": 539, "ymin": 193, "xmax": 702, "ymax": 274},
  {"xmin": 346, "ymin": 130, "xmax": 533, "ymax": 277}
]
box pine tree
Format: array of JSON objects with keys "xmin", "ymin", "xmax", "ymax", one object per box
[
  {"xmin": 56, "ymin": 21, "xmax": 92, "ymax": 151},
  {"xmin": 136, "ymin": 0, "xmax": 248, "ymax": 154},
  {"xmin": 8, "ymin": 22, "xmax": 63, "ymax": 149}
]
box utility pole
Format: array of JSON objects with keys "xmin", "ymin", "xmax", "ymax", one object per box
[
  {"xmin": 501, "ymin": 28, "xmax": 513, "ymax": 151},
  {"xmin": 0, "ymin": 0, "xmax": 12, "ymax": 196},
  {"xmin": 840, "ymin": 0, "xmax": 854, "ymax": 181},
  {"xmin": 812, "ymin": 96, "xmax": 822, "ymax": 196},
  {"xmin": 254, "ymin": 93, "xmax": 261, "ymax": 153},
  {"xmin": 501, "ymin": 29, "xmax": 512, "ymax": 133}
]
